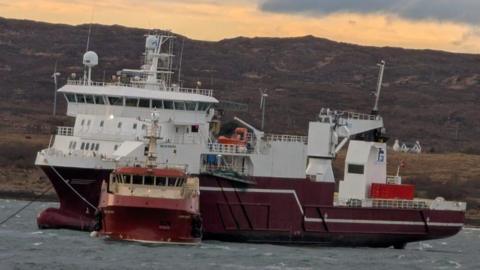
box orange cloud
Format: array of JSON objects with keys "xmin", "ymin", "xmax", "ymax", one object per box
[{"xmin": 0, "ymin": 0, "xmax": 479, "ymax": 53}]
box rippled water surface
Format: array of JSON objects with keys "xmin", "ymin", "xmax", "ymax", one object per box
[{"xmin": 0, "ymin": 199, "xmax": 479, "ymax": 270}]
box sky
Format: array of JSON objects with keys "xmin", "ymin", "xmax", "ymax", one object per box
[{"xmin": 1, "ymin": 0, "xmax": 480, "ymax": 53}]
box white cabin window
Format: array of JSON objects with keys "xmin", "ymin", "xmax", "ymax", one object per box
[
  {"xmin": 85, "ymin": 143, "xmax": 90, "ymax": 150},
  {"xmin": 114, "ymin": 145, "xmax": 119, "ymax": 151},
  {"xmin": 65, "ymin": 93, "xmax": 76, "ymax": 103},
  {"xmin": 133, "ymin": 123, "xmax": 137, "ymax": 129},
  {"xmin": 87, "ymin": 120, "xmax": 91, "ymax": 126},
  {"xmin": 164, "ymin": 100, "xmax": 174, "ymax": 110},
  {"xmin": 174, "ymin": 101, "xmax": 185, "ymax": 110},
  {"xmin": 142, "ymin": 124, "xmax": 147, "ymax": 130},
  {"xmin": 117, "ymin": 122, "xmax": 122, "ymax": 128},
  {"xmin": 94, "ymin": 95, "xmax": 105, "ymax": 104},
  {"xmin": 85, "ymin": 95, "xmax": 95, "ymax": 104},
  {"xmin": 99, "ymin": 121, "xmax": 104, "ymax": 127},
  {"xmin": 125, "ymin": 98, "xmax": 138, "ymax": 107},
  {"xmin": 80, "ymin": 142, "xmax": 85, "ymax": 150},
  {"xmin": 198, "ymin": 102, "xmax": 211, "ymax": 111},
  {"xmin": 90, "ymin": 143, "xmax": 95, "ymax": 150},
  {"xmin": 185, "ymin": 102, "xmax": 197, "ymax": 111},
  {"xmin": 348, "ymin": 164, "xmax": 364, "ymax": 175},
  {"xmin": 152, "ymin": 99, "xmax": 163, "ymax": 109},
  {"xmin": 95, "ymin": 143, "xmax": 99, "ymax": 151},
  {"xmin": 72, "ymin": 142, "xmax": 77, "ymax": 149},
  {"xmin": 76, "ymin": 94, "xmax": 86, "ymax": 103},
  {"xmin": 81, "ymin": 119, "xmax": 85, "ymax": 126},
  {"xmin": 139, "ymin": 99, "xmax": 150, "ymax": 108},
  {"xmin": 108, "ymin": 96, "xmax": 123, "ymax": 106}
]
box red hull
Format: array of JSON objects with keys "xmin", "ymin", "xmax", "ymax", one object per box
[
  {"xmin": 98, "ymin": 190, "xmax": 201, "ymax": 244},
  {"xmin": 37, "ymin": 166, "xmax": 465, "ymax": 247}
]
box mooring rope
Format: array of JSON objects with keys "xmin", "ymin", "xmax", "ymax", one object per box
[
  {"xmin": 0, "ymin": 185, "xmax": 53, "ymax": 226},
  {"xmin": 48, "ymin": 165, "xmax": 98, "ymax": 211}
]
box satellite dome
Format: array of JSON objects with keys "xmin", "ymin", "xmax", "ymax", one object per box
[
  {"xmin": 145, "ymin": 35, "xmax": 159, "ymax": 49},
  {"xmin": 83, "ymin": 51, "xmax": 99, "ymax": 67}
]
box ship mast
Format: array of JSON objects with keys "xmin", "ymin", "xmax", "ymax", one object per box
[
  {"xmin": 144, "ymin": 111, "xmax": 161, "ymax": 168},
  {"xmin": 372, "ymin": 60, "xmax": 386, "ymax": 115}
]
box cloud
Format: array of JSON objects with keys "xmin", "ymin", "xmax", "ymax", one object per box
[{"xmin": 260, "ymin": 0, "xmax": 480, "ymax": 25}]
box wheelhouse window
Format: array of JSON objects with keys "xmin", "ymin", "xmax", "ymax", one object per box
[
  {"xmin": 76, "ymin": 94, "xmax": 86, "ymax": 103},
  {"xmin": 108, "ymin": 96, "xmax": 123, "ymax": 106},
  {"xmin": 94, "ymin": 95, "xmax": 105, "ymax": 104},
  {"xmin": 167, "ymin": 177, "xmax": 176, "ymax": 186},
  {"xmin": 164, "ymin": 100, "xmax": 174, "ymax": 110},
  {"xmin": 125, "ymin": 98, "xmax": 138, "ymax": 107},
  {"xmin": 117, "ymin": 122, "xmax": 122, "ymax": 128},
  {"xmin": 197, "ymin": 102, "xmax": 211, "ymax": 111},
  {"xmin": 174, "ymin": 101, "xmax": 185, "ymax": 110},
  {"xmin": 348, "ymin": 164, "xmax": 364, "ymax": 175},
  {"xmin": 65, "ymin": 93, "xmax": 76, "ymax": 103},
  {"xmin": 85, "ymin": 142, "xmax": 90, "ymax": 150},
  {"xmin": 80, "ymin": 142, "xmax": 85, "ymax": 150},
  {"xmin": 185, "ymin": 102, "xmax": 197, "ymax": 111},
  {"xmin": 144, "ymin": 176, "xmax": 154, "ymax": 185},
  {"xmin": 132, "ymin": 175, "xmax": 143, "ymax": 185},
  {"xmin": 99, "ymin": 120, "xmax": 104, "ymax": 127},
  {"xmin": 95, "ymin": 143, "xmax": 99, "ymax": 151},
  {"xmin": 85, "ymin": 95, "xmax": 95, "ymax": 104},
  {"xmin": 156, "ymin": 177, "xmax": 166, "ymax": 186},
  {"xmin": 152, "ymin": 99, "xmax": 163, "ymax": 109},
  {"xmin": 139, "ymin": 99, "xmax": 150, "ymax": 108},
  {"xmin": 133, "ymin": 123, "xmax": 137, "ymax": 129}
]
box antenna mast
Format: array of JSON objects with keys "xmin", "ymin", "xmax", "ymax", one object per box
[
  {"xmin": 259, "ymin": 89, "xmax": 268, "ymax": 130},
  {"xmin": 52, "ymin": 61, "xmax": 60, "ymax": 116},
  {"xmin": 372, "ymin": 60, "xmax": 386, "ymax": 115}
]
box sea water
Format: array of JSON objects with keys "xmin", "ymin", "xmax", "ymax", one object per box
[{"xmin": 0, "ymin": 199, "xmax": 479, "ymax": 270}]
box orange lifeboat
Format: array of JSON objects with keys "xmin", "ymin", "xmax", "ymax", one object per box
[{"xmin": 218, "ymin": 127, "xmax": 248, "ymax": 145}]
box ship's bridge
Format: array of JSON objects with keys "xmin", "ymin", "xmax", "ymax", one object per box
[{"xmin": 59, "ymin": 80, "xmax": 218, "ymax": 124}]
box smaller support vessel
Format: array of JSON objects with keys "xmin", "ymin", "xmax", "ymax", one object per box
[{"xmin": 95, "ymin": 112, "xmax": 202, "ymax": 244}]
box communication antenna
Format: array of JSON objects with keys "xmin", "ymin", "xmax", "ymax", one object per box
[
  {"xmin": 372, "ymin": 60, "xmax": 386, "ymax": 115},
  {"xmin": 52, "ymin": 61, "xmax": 61, "ymax": 116},
  {"xmin": 259, "ymin": 89, "xmax": 269, "ymax": 130},
  {"xmin": 177, "ymin": 38, "xmax": 185, "ymax": 84}
]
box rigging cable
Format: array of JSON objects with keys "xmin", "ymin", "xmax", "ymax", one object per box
[{"xmin": 0, "ymin": 185, "xmax": 53, "ymax": 226}]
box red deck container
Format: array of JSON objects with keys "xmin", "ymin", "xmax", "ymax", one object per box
[{"xmin": 370, "ymin": 183, "xmax": 415, "ymax": 200}]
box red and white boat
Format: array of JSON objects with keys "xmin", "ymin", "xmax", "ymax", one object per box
[
  {"xmin": 95, "ymin": 114, "xmax": 202, "ymax": 244},
  {"xmin": 35, "ymin": 32, "xmax": 466, "ymax": 248},
  {"xmin": 96, "ymin": 167, "xmax": 201, "ymax": 244}
]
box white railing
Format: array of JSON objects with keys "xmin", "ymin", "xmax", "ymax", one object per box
[
  {"xmin": 57, "ymin": 126, "xmax": 74, "ymax": 136},
  {"xmin": 319, "ymin": 108, "xmax": 380, "ymax": 121},
  {"xmin": 207, "ymin": 143, "xmax": 251, "ymax": 154},
  {"xmin": 200, "ymin": 164, "xmax": 248, "ymax": 175},
  {"xmin": 335, "ymin": 198, "xmax": 466, "ymax": 211},
  {"xmin": 66, "ymin": 80, "xmax": 214, "ymax": 97},
  {"xmin": 264, "ymin": 134, "xmax": 308, "ymax": 143}
]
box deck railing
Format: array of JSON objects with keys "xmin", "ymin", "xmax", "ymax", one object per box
[
  {"xmin": 335, "ymin": 197, "xmax": 466, "ymax": 211},
  {"xmin": 264, "ymin": 134, "xmax": 308, "ymax": 143},
  {"xmin": 207, "ymin": 143, "xmax": 251, "ymax": 154},
  {"xmin": 66, "ymin": 80, "xmax": 214, "ymax": 97}
]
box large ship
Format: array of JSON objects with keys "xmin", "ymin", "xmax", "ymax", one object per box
[{"xmin": 35, "ymin": 32, "xmax": 466, "ymax": 248}]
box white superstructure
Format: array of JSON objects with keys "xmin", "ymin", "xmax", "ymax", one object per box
[{"xmin": 35, "ymin": 33, "xmax": 387, "ymax": 182}]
